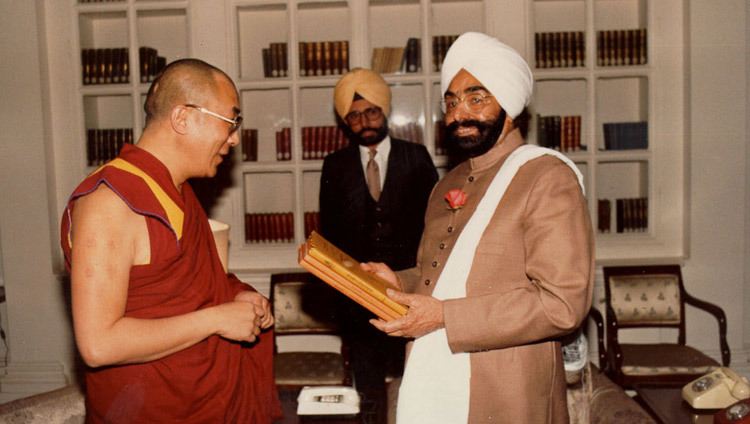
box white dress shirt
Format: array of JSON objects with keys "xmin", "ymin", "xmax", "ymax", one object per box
[{"xmin": 358, "ymin": 136, "xmax": 391, "ymax": 190}]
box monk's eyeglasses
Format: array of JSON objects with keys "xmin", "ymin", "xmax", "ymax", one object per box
[
  {"xmin": 185, "ymin": 104, "xmax": 242, "ymax": 134},
  {"xmin": 440, "ymin": 92, "xmax": 494, "ymax": 113},
  {"xmin": 345, "ymin": 107, "xmax": 382, "ymax": 126}
]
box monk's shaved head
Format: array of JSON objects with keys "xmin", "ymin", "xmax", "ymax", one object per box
[{"xmin": 144, "ymin": 58, "xmax": 235, "ymax": 126}]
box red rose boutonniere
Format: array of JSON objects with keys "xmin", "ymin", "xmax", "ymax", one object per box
[{"xmin": 445, "ymin": 189, "xmax": 467, "ymax": 211}]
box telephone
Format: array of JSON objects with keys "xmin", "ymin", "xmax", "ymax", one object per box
[
  {"xmin": 682, "ymin": 367, "xmax": 750, "ymax": 409},
  {"xmin": 297, "ymin": 386, "xmax": 360, "ymax": 416},
  {"xmin": 714, "ymin": 398, "xmax": 750, "ymax": 423}
]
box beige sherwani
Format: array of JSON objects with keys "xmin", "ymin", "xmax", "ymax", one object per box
[{"xmin": 398, "ymin": 129, "xmax": 595, "ymax": 423}]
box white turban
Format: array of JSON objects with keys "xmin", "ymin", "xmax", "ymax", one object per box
[
  {"xmin": 334, "ymin": 68, "xmax": 391, "ymax": 119},
  {"xmin": 440, "ymin": 32, "xmax": 533, "ymax": 118}
]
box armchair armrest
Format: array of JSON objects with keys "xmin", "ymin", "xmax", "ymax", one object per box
[
  {"xmin": 604, "ymin": 305, "xmax": 623, "ymax": 381},
  {"xmin": 587, "ymin": 308, "xmax": 606, "ymax": 372},
  {"xmin": 683, "ymin": 292, "xmax": 730, "ymax": 366}
]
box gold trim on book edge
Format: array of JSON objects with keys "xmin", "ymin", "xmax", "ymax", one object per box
[{"xmin": 297, "ymin": 234, "xmax": 407, "ymax": 321}]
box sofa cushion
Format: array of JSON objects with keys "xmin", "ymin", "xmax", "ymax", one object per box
[{"xmin": 0, "ymin": 384, "xmax": 85, "ymax": 424}]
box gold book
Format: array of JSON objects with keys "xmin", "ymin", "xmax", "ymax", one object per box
[{"xmin": 298, "ymin": 231, "xmax": 408, "ymax": 321}]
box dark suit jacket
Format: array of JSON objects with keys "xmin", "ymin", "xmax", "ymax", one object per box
[{"xmin": 319, "ymin": 138, "xmax": 438, "ymax": 271}]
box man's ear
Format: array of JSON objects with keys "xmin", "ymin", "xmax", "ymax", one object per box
[
  {"xmin": 170, "ymin": 105, "xmax": 190, "ymax": 135},
  {"xmin": 501, "ymin": 111, "xmax": 515, "ymax": 133}
]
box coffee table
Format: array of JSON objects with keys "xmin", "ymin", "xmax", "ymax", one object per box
[{"xmin": 634, "ymin": 384, "xmax": 718, "ymax": 424}]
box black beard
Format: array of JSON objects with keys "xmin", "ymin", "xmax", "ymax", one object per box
[
  {"xmin": 351, "ymin": 121, "xmax": 389, "ymax": 147},
  {"xmin": 446, "ymin": 110, "xmax": 507, "ymax": 160}
]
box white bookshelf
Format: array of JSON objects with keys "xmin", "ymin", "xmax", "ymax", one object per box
[{"xmin": 50, "ymin": 0, "xmax": 687, "ymax": 274}]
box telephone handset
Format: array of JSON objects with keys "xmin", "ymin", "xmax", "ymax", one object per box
[
  {"xmin": 682, "ymin": 367, "xmax": 750, "ymax": 409},
  {"xmin": 297, "ymin": 386, "xmax": 360, "ymax": 416}
]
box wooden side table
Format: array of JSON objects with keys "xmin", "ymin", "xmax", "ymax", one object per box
[{"xmin": 634, "ymin": 384, "xmax": 718, "ymax": 424}]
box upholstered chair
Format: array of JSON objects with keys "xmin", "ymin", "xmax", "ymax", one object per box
[
  {"xmin": 271, "ymin": 272, "xmax": 352, "ymax": 390},
  {"xmin": 602, "ymin": 265, "xmax": 729, "ymax": 388}
]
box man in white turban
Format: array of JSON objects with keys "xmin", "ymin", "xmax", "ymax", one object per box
[
  {"xmin": 366, "ymin": 32, "xmax": 595, "ymax": 423},
  {"xmin": 320, "ymin": 67, "xmax": 438, "ymax": 424}
]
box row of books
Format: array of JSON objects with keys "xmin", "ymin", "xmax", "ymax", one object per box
[
  {"xmin": 242, "ymin": 126, "xmax": 347, "ymax": 162},
  {"xmin": 534, "ymin": 31, "xmax": 585, "ymax": 69},
  {"xmin": 241, "ymin": 129, "xmax": 259, "ymax": 162},
  {"xmin": 276, "ymin": 128, "xmax": 292, "ymax": 161},
  {"xmin": 261, "ymin": 42, "xmax": 288, "ymax": 78},
  {"xmin": 298, "ymin": 41, "xmax": 350, "ymax": 77},
  {"xmin": 81, "ymin": 48, "xmax": 129, "ymax": 85},
  {"xmin": 242, "ymin": 123, "xmax": 427, "ymax": 162},
  {"xmin": 597, "ymin": 29, "xmax": 648, "ymax": 67},
  {"xmin": 602, "ymin": 121, "xmax": 648, "ymax": 150},
  {"xmin": 370, "ymin": 38, "xmax": 421, "ymax": 74},
  {"xmin": 537, "ymin": 115, "xmax": 585, "ymax": 153},
  {"xmin": 244, "ymin": 212, "xmax": 294, "ymax": 243},
  {"xmin": 245, "ymin": 212, "xmax": 322, "ymax": 242},
  {"xmin": 303, "ymin": 212, "xmax": 321, "ymax": 239},
  {"xmin": 597, "ymin": 197, "xmax": 648, "ymax": 234},
  {"xmin": 431, "ymin": 35, "xmax": 459, "ymax": 72},
  {"xmin": 86, "ymin": 128, "xmax": 133, "ymax": 166},
  {"xmin": 81, "ymin": 46, "xmax": 165, "ymax": 85},
  {"xmin": 302, "ymin": 126, "xmax": 348, "ymax": 160},
  {"xmin": 138, "ymin": 47, "xmax": 167, "ymax": 83}
]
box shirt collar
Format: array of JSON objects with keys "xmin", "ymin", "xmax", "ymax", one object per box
[{"xmin": 359, "ymin": 135, "xmax": 391, "ymax": 163}]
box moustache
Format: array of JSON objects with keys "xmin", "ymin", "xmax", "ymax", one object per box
[
  {"xmin": 446, "ymin": 120, "xmax": 490, "ymax": 133},
  {"xmin": 357, "ymin": 127, "xmax": 380, "ymax": 136}
]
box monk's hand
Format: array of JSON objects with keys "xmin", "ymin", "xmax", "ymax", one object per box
[
  {"xmin": 215, "ymin": 300, "xmax": 264, "ymax": 342},
  {"xmin": 369, "ymin": 289, "xmax": 444, "ymax": 339},
  {"xmin": 235, "ymin": 291, "xmax": 274, "ymax": 329},
  {"xmin": 360, "ymin": 262, "xmax": 402, "ymax": 290}
]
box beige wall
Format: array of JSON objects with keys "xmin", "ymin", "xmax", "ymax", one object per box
[
  {"xmin": 0, "ymin": 0, "xmax": 75, "ymax": 401},
  {"xmin": 0, "ymin": 0, "xmax": 747, "ymax": 400},
  {"xmin": 745, "ymin": 0, "xmax": 750, "ymax": 352},
  {"xmin": 682, "ymin": 0, "xmax": 749, "ymax": 371}
]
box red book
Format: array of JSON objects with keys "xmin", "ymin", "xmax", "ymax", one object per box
[
  {"xmin": 283, "ymin": 127, "xmax": 292, "ymax": 160},
  {"xmin": 245, "ymin": 213, "xmax": 253, "ymax": 243},
  {"xmin": 272, "ymin": 213, "xmax": 282, "ymax": 243},
  {"xmin": 302, "ymin": 127, "xmax": 311, "ymax": 160},
  {"xmin": 255, "ymin": 214, "xmax": 265, "ymax": 243},
  {"xmin": 276, "ymin": 131, "xmax": 283, "ymax": 161},
  {"xmin": 312, "ymin": 126, "xmax": 323, "ymax": 160},
  {"xmin": 286, "ymin": 212, "xmax": 294, "ymax": 242}
]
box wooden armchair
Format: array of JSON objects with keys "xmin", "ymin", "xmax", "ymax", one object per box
[
  {"xmin": 602, "ymin": 265, "xmax": 730, "ymax": 388},
  {"xmin": 270, "ymin": 272, "xmax": 352, "ymax": 391}
]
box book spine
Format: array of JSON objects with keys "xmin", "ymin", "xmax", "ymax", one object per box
[
  {"xmin": 340, "ymin": 40, "xmax": 349, "ymax": 73},
  {"xmin": 276, "ymin": 131, "xmax": 284, "ymax": 161},
  {"xmin": 298, "ymin": 42, "xmax": 307, "ymax": 76},
  {"xmin": 332, "ymin": 41, "xmax": 341, "ymax": 75}
]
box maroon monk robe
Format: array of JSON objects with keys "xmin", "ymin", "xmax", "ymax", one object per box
[{"xmin": 61, "ymin": 144, "xmax": 283, "ymax": 423}]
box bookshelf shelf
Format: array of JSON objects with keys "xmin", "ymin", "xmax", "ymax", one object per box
[{"xmin": 52, "ymin": 0, "xmax": 687, "ymax": 271}]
